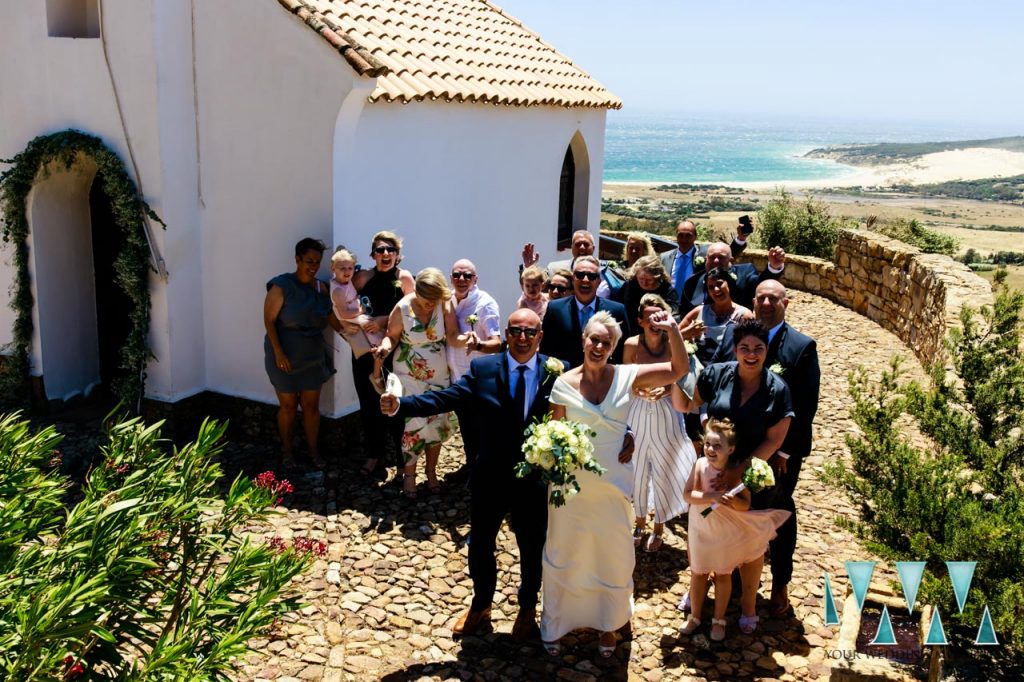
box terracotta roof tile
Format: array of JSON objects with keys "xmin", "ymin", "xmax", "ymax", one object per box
[{"xmin": 276, "ymin": 0, "xmax": 621, "ymax": 109}]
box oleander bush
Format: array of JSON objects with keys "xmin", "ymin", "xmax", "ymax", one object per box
[
  {"xmin": 753, "ymin": 190, "xmax": 852, "ymax": 259},
  {"xmin": 825, "ymin": 272, "xmax": 1024, "ymax": 648},
  {"xmin": 0, "ymin": 414, "xmax": 319, "ymax": 680}
]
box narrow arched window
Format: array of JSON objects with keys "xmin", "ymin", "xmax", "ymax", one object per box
[
  {"xmin": 557, "ymin": 146, "xmax": 575, "ymax": 248},
  {"xmin": 46, "ymin": 0, "xmax": 100, "ymax": 38}
]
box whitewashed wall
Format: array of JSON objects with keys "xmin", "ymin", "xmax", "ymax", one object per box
[{"xmin": 194, "ymin": 0, "xmax": 358, "ymax": 415}]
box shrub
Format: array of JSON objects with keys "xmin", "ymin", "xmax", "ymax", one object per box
[
  {"xmin": 753, "ymin": 190, "xmax": 851, "ymax": 259},
  {"xmin": 824, "ymin": 273, "xmax": 1024, "ymax": 648},
  {"xmin": 868, "ymin": 217, "xmax": 959, "ymax": 256},
  {"xmin": 0, "ymin": 414, "xmax": 317, "ymax": 680}
]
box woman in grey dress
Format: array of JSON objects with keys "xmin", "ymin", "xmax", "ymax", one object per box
[{"xmin": 264, "ymin": 238, "xmax": 338, "ymax": 470}]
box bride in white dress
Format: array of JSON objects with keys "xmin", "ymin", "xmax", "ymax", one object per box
[{"xmin": 541, "ymin": 309, "xmax": 689, "ymax": 657}]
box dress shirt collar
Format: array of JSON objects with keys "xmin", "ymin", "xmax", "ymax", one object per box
[
  {"xmin": 677, "ymin": 245, "xmax": 696, "ymax": 257},
  {"xmin": 767, "ymin": 320, "xmax": 785, "ymax": 344},
  {"xmin": 506, "ymin": 352, "xmax": 539, "ymax": 373},
  {"xmin": 574, "ymin": 296, "xmax": 596, "ymax": 312}
]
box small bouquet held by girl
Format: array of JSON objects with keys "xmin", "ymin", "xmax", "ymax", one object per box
[
  {"xmin": 514, "ymin": 414, "xmax": 605, "ymax": 507},
  {"xmin": 700, "ymin": 457, "xmax": 776, "ymax": 517}
]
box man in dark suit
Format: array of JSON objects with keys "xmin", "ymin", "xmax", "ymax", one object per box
[
  {"xmin": 661, "ymin": 219, "xmax": 749, "ymax": 302},
  {"xmin": 380, "ymin": 308, "xmax": 565, "ymax": 641},
  {"xmin": 710, "ymin": 280, "xmax": 820, "ymax": 617},
  {"xmin": 679, "ymin": 240, "xmax": 786, "ymax": 315},
  {"xmin": 540, "ymin": 255, "xmax": 630, "ymax": 366}
]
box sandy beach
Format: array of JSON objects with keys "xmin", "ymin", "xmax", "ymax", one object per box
[{"xmin": 605, "ymin": 147, "xmax": 1024, "ymax": 192}]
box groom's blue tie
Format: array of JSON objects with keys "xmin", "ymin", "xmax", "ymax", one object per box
[{"xmin": 514, "ymin": 365, "xmax": 528, "ymax": 421}]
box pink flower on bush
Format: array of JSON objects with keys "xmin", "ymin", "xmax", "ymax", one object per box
[
  {"xmin": 254, "ymin": 471, "xmax": 295, "ymax": 504},
  {"xmin": 292, "ymin": 536, "xmax": 327, "ymax": 557},
  {"xmin": 268, "ymin": 536, "xmax": 287, "ymax": 554}
]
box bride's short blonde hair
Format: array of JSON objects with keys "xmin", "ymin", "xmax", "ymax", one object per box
[{"xmin": 582, "ymin": 310, "xmax": 623, "ymax": 348}]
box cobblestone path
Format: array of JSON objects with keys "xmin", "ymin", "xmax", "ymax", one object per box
[{"xmin": 225, "ymin": 291, "xmax": 928, "ymax": 681}]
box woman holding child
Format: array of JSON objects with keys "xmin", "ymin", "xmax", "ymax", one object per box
[
  {"xmin": 351, "ymin": 231, "xmax": 415, "ymax": 480},
  {"xmin": 677, "ymin": 318, "xmax": 793, "ymax": 638}
]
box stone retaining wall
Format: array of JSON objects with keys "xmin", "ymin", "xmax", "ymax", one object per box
[{"xmin": 735, "ymin": 229, "xmax": 993, "ymax": 366}]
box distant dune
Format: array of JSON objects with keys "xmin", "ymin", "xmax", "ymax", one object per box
[{"xmin": 804, "ymin": 136, "xmax": 1024, "ymax": 166}]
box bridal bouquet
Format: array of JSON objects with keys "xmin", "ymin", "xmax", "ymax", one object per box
[
  {"xmin": 701, "ymin": 457, "xmax": 775, "ymax": 517},
  {"xmin": 514, "ymin": 415, "xmax": 605, "ymax": 507}
]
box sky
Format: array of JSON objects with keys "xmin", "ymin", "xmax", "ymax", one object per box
[{"xmin": 501, "ymin": 0, "xmax": 1024, "ymax": 127}]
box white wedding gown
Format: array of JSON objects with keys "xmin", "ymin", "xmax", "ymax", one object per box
[{"xmin": 541, "ymin": 365, "xmax": 638, "ymax": 641}]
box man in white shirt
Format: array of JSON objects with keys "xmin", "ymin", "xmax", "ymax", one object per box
[{"xmin": 446, "ymin": 259, "xmax": 501, "ymax": 481}]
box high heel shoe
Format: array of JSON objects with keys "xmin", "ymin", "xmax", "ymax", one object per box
[
  {"xmin": 401, "ymin": 472, "xmax": 417, "ymax": 500},
  {"xmin": 598, "ymin": 631, "xmax": 617, "ymax": 658}
]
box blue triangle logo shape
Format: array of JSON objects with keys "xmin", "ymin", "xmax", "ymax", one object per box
[
  {"xmin": 823, "ymin": 572, "xmax": 840, "ymax": 626},
  {"xmin": 870, "ymin": 605, "xmax": 897, "ymax": 645},
  {"xmin": 946, "ymin": 562, "xmax": 976, "ymax": 614},
  {"xmin": 975, "ymin": 605, "xmax": 999, "ymax": 646},
  {"xmin": 925, "ymin": 607, "xmax": 949, "ymax": 646},
  {"xmin": 895, "ymin": 561, "xmax": 926, "ymax": 614},
  {"xmin": 846, "ymin": 561, "xmax": 876, "ymax": 612}
]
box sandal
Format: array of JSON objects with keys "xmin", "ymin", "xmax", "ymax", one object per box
[
  {"xmin": 280, "ymin": 452, "xmax": 298, "ymax": 473},
  {"xmin": 542, "ymin": 640, "xmax": 561, "ymax": 656},
  {"xmin": 598, "ymin": 631, "xmax": 617, "ymax": 658},
  {"xmin": 427, "ymin": 480, "xmax": 442, "ymax": 495},
  {"xmin": 710, "ymin": 618, "xmax": 727, "ymax": 642},
  {"xmin": 739, "ymin": 614, "xmax": 759, "ymax": 635},
  {"xmin": 644, "ymin": 531, "xmax": 663, "ymax": 553},
  {"xmin": 680, "ymin": 616, "xmax": 702, "ymax": 635},
  {"xmin": 401, "ymin": 473, "xmax": 417, "ymax": 500},
  {"xmin": 633, "ymin": 527, "xmax": 645, "ymax": 548},
  {"xmin": 311, "ymin": 452, "xmax": 327, "ymax": 470}
]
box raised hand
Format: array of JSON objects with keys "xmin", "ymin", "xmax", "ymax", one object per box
[
  {"xmin": 768, "ymin": 246, "xmax": 786, "ymax": 270},
  {"xmin": 522, "ymin": 242, "xmax": 540, "ymax": 268},
  {"xmin": 647, "ymin": 310, "xmax": 676, "ymax": 333},
  {"xmin": 380, "ymin": 392, "xmax": 399, "ymax": 415}
]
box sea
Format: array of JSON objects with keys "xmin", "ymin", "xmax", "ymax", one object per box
[{"xmin": 603, "ymin": 110, "xmax": 1022, "ymax": 184}]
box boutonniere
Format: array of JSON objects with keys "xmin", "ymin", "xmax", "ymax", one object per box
[
  {"xmin": 769, "ymin": 362, "xmax": 785, "ymax": 376},
  {"xmin": 544, "ymin": 357, "xmax": 564, "ymax": 376},
  {"xmin": 693, "ymin": 256, "xmax": 705, "ymax": 268},
  {"xmin": 466, "ymin": 313, "xmax": 479, "ymax": 326},
  {"xmin": 728, "ymin": 271, "xmax": 738, "ymax": 282},
  {"xmin": 684, "ymin": 341, "xmax": 698, "ymax": 356}
]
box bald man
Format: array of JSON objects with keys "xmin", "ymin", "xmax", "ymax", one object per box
[
  {"xmin": 678, "ymin": 239, "xmax": 786, "ymax": 316},
  {"xmin": 381, "ymin": 309, "xmax": 567, "ymax": 641},
  {"xmin": 661, "ymin": 219, "xmax": 749, "ymax": 300},
  {"xmin": 711, "ymin": 280, "xmax": 820, "ymax": 616}
]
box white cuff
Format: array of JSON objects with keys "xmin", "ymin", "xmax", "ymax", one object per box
[
  {"xmin": 733, "ymin": 237, "xmax": 747, "ymax": 246},
  {"xmin": 767, "ymin": 263, "xmax": 784, "ymax": 274}
]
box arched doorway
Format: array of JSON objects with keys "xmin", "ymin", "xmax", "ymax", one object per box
[
  {"xmin": 26, "ymin": 157, "xmax": 127, "ymax": 405},
  {"xmin": 0, "ymin": 131, "xmax": 157, "ymax": 412},
  {"xmin": 556, "ymin": 131, "xmax": 591, "ymax": 248}
]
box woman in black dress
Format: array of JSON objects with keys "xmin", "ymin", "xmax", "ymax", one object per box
[
  {"xmin": 264, "ymin": 238, "xmax": 339, "ymax": 470},
  {"xmin": 351, "ymin": 231, "xmax": 415, "ymax": 478},
  {"xmin": 680, "ymin": 319, "xmax": 793, "ymax": 632}
]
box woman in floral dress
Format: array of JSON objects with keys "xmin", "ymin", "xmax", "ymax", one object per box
[{"xmin": 375, "ymin": 268, "xmax": 468, "ymax": 498}]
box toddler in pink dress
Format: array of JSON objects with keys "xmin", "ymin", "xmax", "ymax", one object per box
[
  {"xmin": 330, "ymin": 248, "xmax": 383, "ymax": 357},
  {"xmin": 517, "ymin": 265, "xmax": 548, "ymax": 319},
  {"xmin": 681, "ymin": 419, "xmax": 790, "ymax": 642}
]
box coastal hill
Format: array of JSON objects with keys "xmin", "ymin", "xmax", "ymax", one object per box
[{"xmin": 805, "ymin": 136, "xmax": 1024, "ymax": 166}]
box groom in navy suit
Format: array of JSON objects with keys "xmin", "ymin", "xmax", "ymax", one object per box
[
  {"xmin": 711, "ymin": 280, "xmax": 820, "ymax": 616},
  {"xmin": 380, "ymin": 308, "xmax": 567, "ymax": 641}
]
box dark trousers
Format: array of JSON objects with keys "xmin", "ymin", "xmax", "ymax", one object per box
[
  {"xmin": 468, "ymin": 478, "xmax": 547, "ymax": 612},
  {"xmin": 351, "ymin": 352, "xmax": 403, "ymax": 467},
  {"xmin": 768, "ymin": 454, "xmax": 804, "ymax": 586},
  {"xmin": 454, "ymin": 405, "xmax": 479, "ymax": 468}
]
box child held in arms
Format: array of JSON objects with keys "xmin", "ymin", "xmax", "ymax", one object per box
[
  {"xmin": 517, "ymin": 265, "xmax": 549, "ymax": 319},
  {"xmin": 330, "ymin": 247, "xmax": 382, "ymax": 357},
  {"xmin": 681, "ymin": 419, "xmax": 790, "ymax": 642}
]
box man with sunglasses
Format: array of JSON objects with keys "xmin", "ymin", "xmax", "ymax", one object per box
[
  {"xmin": 540, "ymin": 256, "xmax": 630, "ymax": 367},
  {"xmin": 521, "ymin": 230, "xmax": 621, "ymax": 299},
  {"xmin": 380, "ymin": 309, "xmax": 566, "ymax": 642},
  {"xmin": 446, "ymin": 259, "xmax": 502, "ymax": 482}
]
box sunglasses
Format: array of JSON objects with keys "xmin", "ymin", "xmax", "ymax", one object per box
[
  {"xmin": 506, "ymin": 326, "xmax": 540, "ymax": 339},
  {"xmin": 373, "ymin": 245, "xmax": 398, "ymax": 254},
  {"xmin": 573, "ymin": 271, "xmax": 600, "ymax": 282},
  {"xmin": 546, "ymin": 284, "xmax": 568, "ymax": 293},
  {"xmin": 451, "ymin": 271, "xmax": 475, "ymax": 280}
]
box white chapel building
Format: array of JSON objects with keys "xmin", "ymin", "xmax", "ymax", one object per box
[{"xmin": 0, "ymin": 0, "xmax": 621, "ymax": 417}]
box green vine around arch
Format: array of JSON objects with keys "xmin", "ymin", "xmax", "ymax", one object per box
[{"xmin": 0, "ymin": 130, "xmax": 164, "ymax": 412}]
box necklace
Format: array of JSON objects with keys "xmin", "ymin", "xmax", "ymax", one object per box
[{"xmin": 639, "ymin": 332, "xmax": 668, "ymax": 357}]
